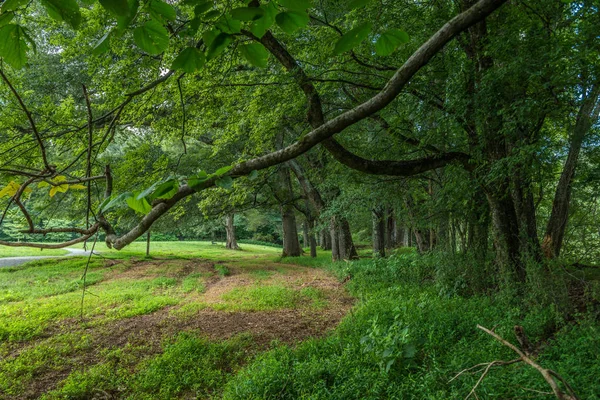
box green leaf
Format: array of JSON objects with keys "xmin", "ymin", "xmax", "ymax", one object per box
[
  {"xmin": 275, "ymin": 11, "xmax": 308, "ymax": 34},
  {"xmin": 99, "ymin": 192, "xmax": 132, "ymax": 213},
  {"xmin": 0, "ymin": 24, "xmax": 28, "ymax": 69},
  {"xmin": 231, "ymin": 7, "xmax": 264, "ymax": 21},
  {"xmin": 248, "ymin": 170, "xmax": 259, "ymax": 180},
  {"xmin": 171, "ymin": 47, "xmax": 205, "ymax": 73},
  {"xmin": 278, "ymin": 0, "xmax": 311, "ymax": 11},
  {"xmin": 136, "ymin": 181, "xmax": 161, "ymax": 200},
  {"xmin": 206, "ymin": 32, "xmax": 231, "ymax": 60},
  {"xmin": 203, "ymin": 9, "xmax": 220, "ymax": 19},
  {"xmin": 40, "ymin": 0, "xmax": 82, "ymax": 29},
  {"xmin": 126, "ymin": 192, "xmax": 152, "ymax": 214},
  {"xmin": 249, "ymin": 2, "xmax": 276, "ymax": 38},
  {"xmin": 148, "ymin": 0, "xmax": 176, "ymax": 22},
  {"xmin": 348, "ymin": 0, "xmax": 370, "ymax": 9},
  {"xmin": 92, "ymin": 31, "xmax": 111, "ymax": 55},
  {"xmin": 193, "ymin": 1, "xmax": 212, "ymax": 16},
  {"xmin": 99, "ymin": 0, "xmax": 131, "ymax": 16},
  {"xmin": 133, "ymin": 20, "xmax": 169, "ymax": 55},
  {"xmin": 215, "ymin": 176, "xmax": 233, "ymax": 190},
  {"xmin": 115, "ymin": 0, "xmax": 139, "ymax": 33},
  {"xmin": 239, "ymin": 43, "xmax": 268, "ymax": 68},
  {"xmin": 216, "ymin": 14, "xmax": 241, "ymax": 34},
  {"xmin": 333, "ymin": 22, "xmax": 372, "ymax": 55},
  {"xmin": 152, "ymin": 179, "xmax": 179, "ymax": 199},
  {"xmin": 214, "ymin": 165, "xmax": 233, "ymax": 176},
  {"xmin": 375, "ymin": 29, "xmax": 409, "ymax": 56},
  {"xmin": 1, "ymin": 0, "xmax": 27, "ymax": 13},
  {"xmin": 202, "ymin": 28, "xmax": 219, "ymax": 47},
  {"xmin": 0, "ymin": 12, "xmax": 15, "ymax": 27},
  {"xmin": 188, "ymin": 171, "xmax": 208, "ymax": 189},
  {"xmin": 402, "ymin": 343, "xmax": 417, "ymax": 358}
]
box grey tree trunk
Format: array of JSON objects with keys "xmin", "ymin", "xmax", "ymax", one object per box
[
  {"xmin": 281, "ymin": 204, "xmax": 301, "ymax": 257},
  {"xmin": 307, "ymin": 219, "xmax": 317, "ymax": 258},
  {"xmin": 373, "ymin": 208, "xmax": 386, "ymax": 257},
  {"xmin": 302, "ymin": 220, "xmax": 309, "ymax": 249},
  {"xmin": 338, "ymin": 217, "xmax": 359, "ymax": 260},
  {"xmin": 543, "ymin": 86, "xmax": 600, "ymax": 258},
  {"xmin": 330, "ymin": 217, "xmax": 340, "ymax": 261},
  {"xmin": 225, "ymin": 213, "xmax": 240, "ymax": 250},
  {"xmin": 146, "ymin": 230, "xmax": 150, "ymax": 257},
  {"xmin": 385, "ymin": 208, "xmax": 395, "ymax": 249}
]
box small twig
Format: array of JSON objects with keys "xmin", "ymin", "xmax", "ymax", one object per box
[
  {"xmin": 80, "ymin": 233, "xmax": 99, "ymax": 320},
  {"xmin": 0, "ymin": 69, "xmax": 52, "ymax": 171}
]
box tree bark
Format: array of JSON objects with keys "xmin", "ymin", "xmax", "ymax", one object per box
[
  {"xmin": 373, "ymin": 208, "xmax": 386, "ymax": 257},
  {"xmin": 225, "ymin": 213, "xmax": 240, "ymax": 250},
  {"xmin": 486, "ymin": 184, "xmax": 525, "ymax": 282},
  {"xmin": 543, "ymin": 86, "xmax": 600, "ymax": 258},
  {"xmin": 281, "ymin": 204, "xmax": 301, "ymax": 257},
  {"xmin": 307, "ymin": 218, "xmax": 317, "ymax": 258},
  {"xmin": 330, "ymin": 217, "xmax": 340, "ymax": 261},
  {"xmin": 385, "ymin": 208, "xmax": 395, "ymax": 249},
  {"xmin": 146, "ymin": 230, "xmax": 150, "ymax": 257},
  {"xmin": 338, "ymin": 216, "xmax": 359, "ymax": 260}
]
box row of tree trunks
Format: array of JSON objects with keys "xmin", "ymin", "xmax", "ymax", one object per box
[
  {"xmin": 289, "ymin": 159, "xmax": 357, "ymax": 261},
  {"xmin": 331, "ymin": 216, "xmax": 359, "ymax": 261}
]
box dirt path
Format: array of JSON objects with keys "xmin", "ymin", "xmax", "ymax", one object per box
[{"xmin": 0, "ymin": 248, "xmax": 95, "ymax": 267}]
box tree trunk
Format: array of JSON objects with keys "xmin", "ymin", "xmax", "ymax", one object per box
[
  {"xmin": 373, "ymin": 208, "xmax": 386, "ymax": 257},
  {"xmin": 320, "ymin": 229, "xmax": 331, "ymax": 250},
  {"xmin": 330, "ymin": 217, "xmax": 340, "ymax": 261},
  {"xmin": 281, "ymin": 205, "xmax": 301, "ymax": 257},
  {"xmin": 486, "ymin": 184, "xmax": 525, "ymax": 283},
  {"xmin": 543, "ymin": 86, "xmax": 600, "ymax": 258},
  {"xmin": 385, "ymin": 208, "xmax": 395, "ymax": 249},
  {"xmin": 302, "ymin": 220, "xmax": 309, "ymax": 249},
  {"xmin": 307, "ymin": 218, "xmax": 317, "ymax": 258},
  {"xmin": 146, "ymin": 230, "xmax": 150, "ymax": 257},
  {"xmin": 225, "ymin": 213, "xmax": 240, "ymax": 250},
  {"xmin": 338, "ymin": 216, "xmax": 359, "ymax": 260}
]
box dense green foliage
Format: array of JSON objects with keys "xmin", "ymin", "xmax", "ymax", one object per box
[
  {"xmin": 1, "ymin": 0, "xmax": 600, "ymax": 397},
  {"xmin": 224, "ymin": 253, "xmax": 600, "ymax": 399}
]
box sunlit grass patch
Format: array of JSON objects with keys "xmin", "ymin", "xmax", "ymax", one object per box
[
  {"xmin": 181, "ymin": 275, "xmax": 206, "ymax": 293},
  {"xmin": 215, "ymin": 285, "xmax": 327, "ymax": 311},
  {"xmin": 0, "ymin": 333, "xmax": 93, "ymax": 395},
  {"xmin": 45, "ymin": 333, "xmax": 255, "ymax": 400}
]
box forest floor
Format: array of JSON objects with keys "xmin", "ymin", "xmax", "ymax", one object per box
[{"xmin": 0, "ymin": 242, "xmax": 352, "ymax": 399}]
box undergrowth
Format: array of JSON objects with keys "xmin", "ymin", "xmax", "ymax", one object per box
[{"xmin": 223, "ymin": 252, "xmax": 600, "ymax": 399}]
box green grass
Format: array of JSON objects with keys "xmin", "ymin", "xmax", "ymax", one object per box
[
  {"xmin": 217, "ymin": 285, "xmax": 303, "ymax": 311},
  {"xmin": 0, "ymin": 245, "xmax": 69, "ymax": 257},
  {"xmin": 44, "ymin": 333, "xmax": 256, "ymax": 400},
  {"xmin": 0, "ymin": 243, "xmax": 342, "ymax": 398},
  {"xmin": 72, "ymin": 240, "xmax": 282, "ymax": 260}
]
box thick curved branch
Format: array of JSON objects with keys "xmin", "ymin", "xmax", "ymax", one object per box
[{"xmin": 322, "ymin": 138, "xmax": 471, "ymax": 175}]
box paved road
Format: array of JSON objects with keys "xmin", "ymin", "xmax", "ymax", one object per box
[{"xmin": 0, "ymin": 248, "xmax": 96, "ymax": 268}]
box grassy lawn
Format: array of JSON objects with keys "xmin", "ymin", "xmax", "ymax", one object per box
[
  {"xmin": 0, "ymin": 246, "xmax": 69, "ymax": 257},
  {"xmin": 0, "ymin": 242, "xmax": 351, "ymax": 399}
]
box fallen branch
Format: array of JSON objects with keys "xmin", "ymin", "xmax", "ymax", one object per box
[{"xmin": 455, "ymin": 325, "xmax": 580, "ymax": 400}]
